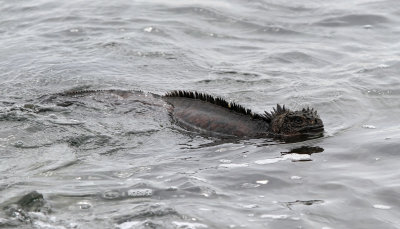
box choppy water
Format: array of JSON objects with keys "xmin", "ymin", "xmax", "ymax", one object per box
[{"xmin": 1, "ymin": 0, "xmax": 400, "ymax": 228}]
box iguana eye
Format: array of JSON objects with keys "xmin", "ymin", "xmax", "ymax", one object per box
[{"xmin": 293, "ymin": 117, "xmax": 303, "ymax": 124}]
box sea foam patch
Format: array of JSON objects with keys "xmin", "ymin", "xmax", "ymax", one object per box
[{"xmin": 255, "ymin": 153, "xmax": 311, "ymax": 165}]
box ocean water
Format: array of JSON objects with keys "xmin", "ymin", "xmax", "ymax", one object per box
[{"xmin": 0, "ymin": 0, "xmax": 399, "ymax": 228}]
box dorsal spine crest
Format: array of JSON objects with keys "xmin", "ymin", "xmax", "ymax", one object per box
[{"xmin": 164, "ymin": 90, "xmax": 268, "ymax": 122}]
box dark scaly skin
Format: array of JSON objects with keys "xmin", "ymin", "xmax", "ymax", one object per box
[
  {"xmin": 164, "ymin": 90, "xmax": 324, "ymax": 140},
  {"xmin": 164, "ymin": 96, "xmax": 269, "ymax": 137},
  {"xmin": 269, "ymin": 108, "xmax": 324, "ymax": 136}
]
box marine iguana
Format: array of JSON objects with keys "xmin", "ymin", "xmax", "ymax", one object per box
[
  {"xmin": 40, "ymin": 89, "xmax": 324, "ymax": 141},
  {"xmin": 163, "ymin": 90, "xmax": 324, "ymax": 140}
]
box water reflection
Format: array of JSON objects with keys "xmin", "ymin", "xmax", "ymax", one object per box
[{"xmin": 281, "ymin": 146, "xmax": 324, "ymax": 155}]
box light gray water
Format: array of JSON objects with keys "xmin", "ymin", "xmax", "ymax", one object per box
[{"xmin": 0, "ymin": 0, "xmax": 399, "ymax": 228}]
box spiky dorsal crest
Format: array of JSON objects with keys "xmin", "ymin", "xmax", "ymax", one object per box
[
  {"xmin": 302, "ymin": 107, "xmax": 319, "ymax": 116},
  {"xmin": 165, "ymin": 90, "xmax": 268, "ymax": 121},
  {"xmin": 58, "ymin": 89, "xmax": 106, "ymax": 96},
  {"xmin": 263, "ymin": 105, "xmax": 321, "ymax": 122},
  {"xmin": 301, "ymin": 107, "xmax": 319, "ymax": 118},
  {"xmin": 263, "ymin": 104, "xmax": 289, "ymax": 122}
]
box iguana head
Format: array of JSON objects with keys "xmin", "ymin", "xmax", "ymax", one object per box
[{"xmin": 265, "ymin": 104, "xmax": 324, "ymax": 138}]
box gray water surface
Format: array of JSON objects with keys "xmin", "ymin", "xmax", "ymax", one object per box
[{"xmin": 1, "ymin": 0, "xmax": 400, "ymax": 228}]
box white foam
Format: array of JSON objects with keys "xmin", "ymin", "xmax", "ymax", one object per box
[
  {"xmin": 77, "ymin": 200, "xmax": 92, "ymax": 209},
  {"xmin": 219, "ymin": 159, "xmax": 232, "ymax": 163},
  {"xmin": 127, "ymin": 188, "xmax": 153, "ymax": 197},
  {"xmin": 255, "ymin": 158, "xmax": 284, "ymax": 164},
  {"xmin": 172, "ymin": 221, "xmax": 209, "ymax": 228},
  {"xmin": 260, "ymin": 214, "xmax": 289, "ymax": 219},
  {"xmin": 255, "ymin": 153, "xmax": 310, "ymax": 164},
  {"xmin": 256, "ymin": 180, "xmax": 269, "ymax": 185},
  {"xmin": 215, "ymin": 145, "xmax": 245, "ymax": 153},
  {"xmin": 283, "ymin": 153, "xmax": 311, "ymax": 161},
  {"xmin": 219, "ymin": 163, "xmax": 248, "ymax": 168},
  {"xmin": 144, "ymin": 27, "xmax": 153, "ymax": 32},
  {"xmin": 362, "ymin": 124, "xmax": 376, "ymax": 129},
  {"xmin": 373, "ymin": 204, "xmax": 391, "ymax": 210},
  {"xmin": 290, "ymin": 176, "xmax": 302, "ymax": 180},
  {"xmin": 49, "ymin": 118, "xmax": 84, "ymax": 125},
  {"xmin": 377, "ymin": 64, "xmax": 389, "ymax": 68},
  {"xmin": 116, "ymin": 221, "xmax": 140, "ymax": 229},
  {"xmin": 190, "ymin": 176, "xmax": 207, "ymax": 182},
  {"xmin": 240, "ymin": 204, "xmax": 259, "ymax": 209},
  {"xmin": 363, "ymin": 24, "xmax": 373, "ymax": 29},
  {"xmin": 241, "ymin": 183, "xmax": 260, "ymax": 188},
  {"xmin": 33, "ymin": 221, "xmax": 66, "ymax": 229}
]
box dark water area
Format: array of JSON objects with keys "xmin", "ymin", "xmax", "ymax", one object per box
[{"xmin": 1, "ymin": 0, "xmax": 399, "ymax": 228}]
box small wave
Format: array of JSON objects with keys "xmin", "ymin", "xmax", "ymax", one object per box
[
  {"xmin": 268, "ymin": 51, "xmax": 331, "ymax": 66},
  {"xmin": 49, "ymin": 118, "xmax": 84, "ymax": 125},
  {"xmin": 253, "ymin": 26, "xmax": 304, "ymax": 36},
  {"xmin": 216, "ymin": 70, "xmax": 260, "ymax": 77},
  {"xmin": 165, "ymin": 6, "xmax": 231, "ymax": 21},
  {"xmin": 66, "ymin": 134, "xmax": 112, "ymax": 148},
  {"xmin": 316, "ymin": 14, "xmax": 388, "ymax": 27},
  {"xmin": 196, "ymin": 78, "xmax": 271, "ymax": 87},
  {"xmin": 115, "ymin": 204, "xmax": 181, "ymax": 224},
  {"xmin": 0, "ymin": 111, "xmax": 29, "ymax": 121}
]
